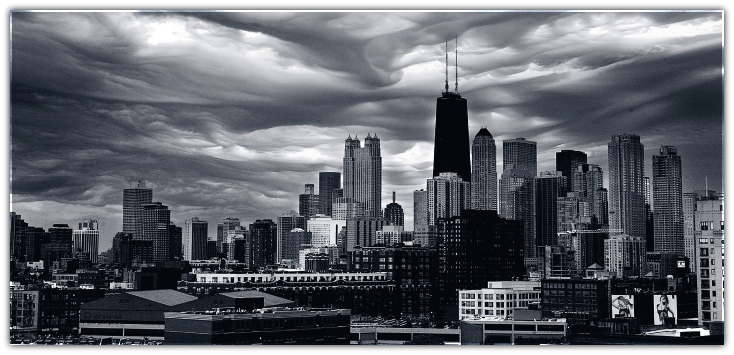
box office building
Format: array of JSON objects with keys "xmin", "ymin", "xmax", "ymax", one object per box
[
  {"xmin": 343, "ymin": 133, "xmax": 382, "ymax": 218},
  {"xmin": 471, "ymin": 127, "xmax": 497, "ymax": 210},
  {"xmin": 653, "ymin": 146, "xmax": 684, "ymax": 256},
  {"xmin": 499, "ymin": 169, "xmax": 534, "ymax": 266},
  {"xmin": 375, "ymin": 224, "xmax": 412, "ymax": 246},
  {"xmin": 535, "ymin": 171, "xmax": 566, "ymax": 249},
  {"xmin": 383, "ymin": 191, "xmax": 404, "ymax": 227},
  {"xmin": 44, "ymin": 224, "xmax": 74, "ymax": 269},
  {"xmin": 557, "ymin": 150, "xmax": 587, "ymax": 193},
  {"xmin": 299, "ymin": 183, "xmax": 319, "ymax": 219},
  {"xmin": 503, "ymin": 138, "xmax": 537, "ymax": 178},
  {"xmin": 141, "ymin": 202, "xmax": 171, "ymax": 262},
  {"xmin": 345, "ymin": 217, "xmax": 388, "ymax": 252},
  {"xmin": 307, "ymin": 215, "xmax": 346, "ymax": 248},
  {"xmin": 458, "ymin": 281, "xmax": 541, "ymax": 320},
  {"xmin": 281, "ymin": 228, "xmax": 312, "ymax": 263},
  {"xmin": 276, "ymin": 210, "xmax": 306, "ymax": 263},
  {"xmin": 217, "ymin": 217, "xmax": 240, "ymax": 254},
  {"xmin": 332, "ymin": 197, "xmax": 364, "ymax": 220},
  {"xmin": 427, "ymin": 172, "xmax": 471, "ymax": 226},
  {"xmin": 123, "ymin": 181, "xmax": 153, "ymax": 239},
  {"xmin": 437, "ymin": 210, "xmax": 525, "ymax": 321},
  {"xmin": 248, "ymin": 219, "xmax": 277, "ymax": 268},
  {"xmin": 693, "ymin": 192, "xmax": 724, "ymax": 328},
  {"xmin": 73, "ymin": 219, "xmax": 99, "ymax": 264},
  {"xmin": 183, "ymin": 217, "xmax": 208, "ymax": 261},
  {"xmin": 573, "ymin": 163, "xmax": 607, "ymax": 226},
  {"xmin": 608, "ymin": 134, "xmax": 646, "ymax": 239},
  {"xmin": 319, "ymin": 172, "xmax": 341, "ymax": 217},
  {"xmin": 604, "ymin": 235, "xmax": 646, "ymax": 278},
  {"xmin": 433, "ymin": 45, "xmax": 471, "ymax": 182}
]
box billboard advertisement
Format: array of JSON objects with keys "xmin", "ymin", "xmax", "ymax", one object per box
[
  {"xmin": 653, "ymin": 294, "xmax": 677, "ymax": 325},
  {"xmin": 611, "ymin": 295, "xmax": 634, "ymax": 318}
]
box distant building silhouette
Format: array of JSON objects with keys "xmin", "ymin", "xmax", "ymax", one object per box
[
  {"xmin": 534, "ymin": 171, "xmax": 566, "ymax": 250},
  {"xmin": 608, "ymin": 134, "xmax": 646, "ymax": 240},
  {"xmin": 343, "ymin": 134, "xmax": 382, "ymax": 218},
  {"xmin": 503, "ymin": 138, "xmax": 537, "ymax": 178},
  {"xmin": 141, "ymin": 202, "xmax": 171, "ymax": 262},
  {"xmin": 73, "ymin": 219, "xmax": 99, "ymax": 264},
  {"xmin": 217, "ymin": 217, "xmax": 240, "ymax": 254},
  {"xmin": 299, "ymin": 183, "xmax": 319, "ymax": 219},
  {"xmin": 319, "ymin": 172, "xmax": 341, "ymax": 217},
  {"xmin": 471, "ymin": 127, "xmax": 497, "ymax": 211},
  {"xmin": 122, "ymin": 181, "xmax": 153, "ymax": 240},
  {"xmin": 248, "ymin": 219, "xmax": 277, "ymax": 268},
  {"xmin": 383, "ymin": 191, "xmax": 404, "ymax": 227},
  {"xmin": 276, "ymin": 210, "xmax": 305, "ymax": 263}
]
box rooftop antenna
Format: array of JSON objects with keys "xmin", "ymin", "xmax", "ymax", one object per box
[
  {"xmin": 444, "ymin": 41, "xmax": 449, "ymax": 92},
  {"xmin": 455, "ymin": 36, "xmax": 459, "ymax": 93},
  {"xmin": 706, "ymin": 176, "xmax": 708, "ymax": 192},
  {"xmin": 392, "ymin": 191, "xmax": 396, "ymax": 204}
]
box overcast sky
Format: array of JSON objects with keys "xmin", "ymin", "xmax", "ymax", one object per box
[{"xmin": 10, "ymin": 11, "xmax": 723, "ymax": 251}]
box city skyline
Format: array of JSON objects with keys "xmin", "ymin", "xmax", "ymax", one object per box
[{"xmin": 10, "ymin": 11, "xmax": 723, "ymax": 252}]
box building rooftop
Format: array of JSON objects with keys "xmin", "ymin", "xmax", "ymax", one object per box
[
  {"xmin": 219, "ymin": 290, "xmax": 295, "ymax": 307},
  {"xmin": 127, "ymin": 289, "xmax": 198, "ymax": 306}
]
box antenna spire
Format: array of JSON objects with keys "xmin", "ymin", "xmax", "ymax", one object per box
[
  {"xmin": 455, "ymin": 36, "xmax": 458, "ymax": 93},
  {"xmin": 444, "ymin": 41, "xmax": 449, "ymax": 92}
]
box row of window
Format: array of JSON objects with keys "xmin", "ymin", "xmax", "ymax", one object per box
[{"xmin": 460, "ymin": 293, "xmax": 540, "ymax": 300}]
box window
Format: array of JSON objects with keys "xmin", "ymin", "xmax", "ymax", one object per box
[
  {"xmin": 701, "ymin": 259, "xmax": 709, "ymax": 267},
  {"xmin": 711, "ymin": 259, "xmax": 716, "ymax": 266},
  {"xmin": 700, "ymin": 222, "xmax": 709, "ymax": 231},
  {"xmin": 700, "ymin": 248, "xmax": 709, "ymax": 257},
  {"xmin": 701, "ymin": 269, "xmax": 709, "ymax": 278},
  {"xmin": 485, "ymin": 294, "xmax": 493, "ymax": 300},
  {"xmin": 485, "ymin": 302, "xmax": 493, "ymax": 308}
]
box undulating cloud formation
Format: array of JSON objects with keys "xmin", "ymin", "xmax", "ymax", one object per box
[{"xmin": 10, "ymin": 11, "xmax": 723, "ymax": 250}]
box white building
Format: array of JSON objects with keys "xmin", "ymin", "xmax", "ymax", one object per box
[
  {"xmin": 458, "ymin": 281, "xmax": 541, "ymax": 320},
  {"xmin": 306, "ymin": 215, "xmax": 346, "ymax": 247},
  {"xmin": 73, "ymin": 219, "xmax": 99, "ymax": 264},
  {"xmin": 194, "ymin": 271, "xmax": 387, "ymax": 284}
]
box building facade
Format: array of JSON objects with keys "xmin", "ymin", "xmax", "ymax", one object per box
[
  {"xmin": 433, "ymin": 74, "xmax": 471, "ymax": 182},
  {"xmin": 73, "ymin": 220, "xmax": 99, "ymax": 264},
  {"xmin": 471, "ymin": 127, "xmax": 497, "ymax": 211},
  {"xmin": 183, "ymin": 217, "xmax": 208, "ymax": 261},
  {"xmin": 557, "ymin": 149, "xmax": 587, "ymax": 193},
  {"xmin": 693, "ymin": 193, "xmax": 724, "ymax": 328},
  {"xmin": 608, "ymin": 134, "xmax": 646, "ymax": 239},
  {"xmin": 652, "ymin": 145, "xmax": 684, "ymax": 256},
  {"xmin": 276, "ymin": 210, "xmax": 306, "ymax": 263},
  {"xmin": 122, "ymin": 181, "xmax": 153, "ymax": 240},
  {"xmin": 343, "ymin": 134, "xmax": 382, "ymax": 218},
  {"xmin": 383, "ymin": 191, "xmax": 405, "ymax": 227},
  {"xmin": 458, "ymin": 281, "xmax": 541, "ymax": 320},
  {"xmin": 427, "ymin": 172, "xmax": 471, "ymax": 227},
  {"xmin": 318, "ymin": 171, "xmax": 341, "ymax": 217}
]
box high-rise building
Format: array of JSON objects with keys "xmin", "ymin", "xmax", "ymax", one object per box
[
  {"xmin": 73, "ymin": 219, "xmax": 99, "ymax": 264},
  {"xmin": 556, "ymin": 150, "xmax": 587, "ymax": 193},
  {"xmin": 471, "ymin": 127, "xmax": 497, "ymax": 211},
  {"xmin": 499, "ymin": 167, "xmax": 534, "ymax": 265},
  {"xmin": 318, "ymin": 172, "xmax": 341, "ymax": 217},
  {"xmin": 426, "ymin": 172, "xmax": 471, "ymax": 226},
  {"xmin": 183, "ymin": 217, "xmax": 208, "ymax": 261},
  {"xmin": 683, "ymin": 190, "xmax": 716, "ymax": 273},
  {"xmin": 332, "ymin": 198, "xmax": 365, "ymax": 221},
  {"xmin": 433, "ymin": 43, "xmax": 471, "ymax": 182},
  {"xmin": 693, "ymin": 192, "xmax": 724, "ymax": 328},
  {"xmin": 141, "ymin": 202, "xmax": 171, "ymax": 262},
  {"xmin": 535, "ymin": 171, "xmax": 567, "ymax": 249},
  {"xmin": 281, "ymin": 228, "xmax": 312, "ymax": 263},
  {"xmin": 343, "ymin": 134, "xmax": 382, "ymax": 218},
  {"xmin": 604, "ymin": 235, "xmax": 646, "ymax": 278},
  {"xmin": 306, "ymin": 215, "xmax": 346, "ymax": 248},
  {"xmin": 572, "ymin": 164, "xmax": 607, "ymax": 226},
  {"xmin": 169, "ymin": 223, "xmax": 183, "ymax": 261},
  {"xmin": 276, "ymin": 210, "xmax": 306, "ymax": 263},
  {"xmin": 383, "ymin": 191, "xmax": 404, "ymax": 227},
  {"xmin": 217, "ymin": 217, "xmax": 240, "ymax": 254},
  {"xmin": 248, "ymin": 219, "xmax": 277, "ymax": 268},
  {"xmin": 10, "ymin": 212, "xmax": 28, "ymax": 262},
  {"xmin": 413, "ymin": 189, "xmax": 428, "ymax": 228},
  {"xmin": 608, "ymin": 134, "xmax": 646, "ymax": 239},
  {"xmin": 503, "ymin": 138, "xmax": 537, "ymax": 178},
  {"xmin": 653, "ymin": 146, "xmax": 684, "ymax": 256},
  {"xmin": 298, "ymin": 184, "xmax": 319, "ymax": 219},
  {"xmin": 437, "ymin": 210, "xmax": 525, "ymax": 321},
  {"xmin": 345, "ymin": 217, "xmax": 388, "ymax": 253},
  {"xmin": 122, "ymin": 181, "xmax": 153, "ymax": 240}
]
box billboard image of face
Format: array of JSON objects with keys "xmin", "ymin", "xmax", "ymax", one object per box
[
  {"xmin": 611, "ymin": 295, "xmax": 635, "ymax": 318},
  {"xmin": 653, "ymin": 294, "xmax": 677, "ymax": 325}
]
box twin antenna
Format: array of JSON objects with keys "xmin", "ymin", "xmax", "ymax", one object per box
[{"xmin": 444, "ymin": 37, "xmax": 459, "ymax": 94}]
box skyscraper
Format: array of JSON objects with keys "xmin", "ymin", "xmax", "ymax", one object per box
[
  {"xmin": 534, "ymin": 172, "xmax": 566, "ymax": 249},
  {"xmin": 343, "ymin": 134, "xmax": 382, "ymax": 218},
  {"xmin": 141, "ymin": 202, "xmax": 171, "ymax": 262},
  {"xmin": 383, "ymin": 191, "xmax": 404, "ymax": 227},
  {"xmin": 319, "ymin": 172, "xmax": 341, "ymax": 217},
  {"xmin": 217, "ymin": 217, "xmax": 240, "ymax": 254},
  {"xmin": 123, "ymin": 181, "xmax": 152, "ymax": 239},
  {"xmin": 276, "ymin": 210, "xmax": 306, "ymax": 263},
  {"xmin": 471, "ymin": 127, "xmax": 497, "ymax": 211},
  {"xmin": 73, "ymin": 219, "xmax": 99, "ymax": 264},
  {"xmin": 248, "ymin": 219, "xmax": 277, "ymax": 268},
  {"xmin": 556, "ymin": 150, "xmax": 587, "ymax": 193},
  {"xmin": 183, "ymin": 217, "xmax": 208, "ymax": 261},
  {"xmin": 572, "ymin": 163, "xmax": 607, "ymax": 226},
  {"xmin": 503, "ymin": 138, "xmax": 537, "ymax": 178},
  {"xmin": 299, "ymin": 183, "xmax": 319, "ymax": 219},
  {"xmin": 608, "ymin": 134, "xmax": 646, "ymax": 239},
  {"xmin": 653, "ymin": 145, "xmax": 684, "ymax": 256},
  {"xmin": 426, "ymin": 172, "xmax": 471, "ymax": 227},
  {"xmin": 433, "ymin": 41, "xmax": 471, "ymax": 182}
]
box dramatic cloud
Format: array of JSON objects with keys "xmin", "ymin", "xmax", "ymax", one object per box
[{"xmin": 10, "ymin": 11, "xmax": 723, "ymax": 251}]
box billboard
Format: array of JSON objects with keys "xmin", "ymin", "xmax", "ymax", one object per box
[
  {"xmin": 611, "ymin": 295, "xmax": 634, "ymax": 318},
  {"xmin": 653, "ymin": 294, "xmax": 677, "ymax": 325}
]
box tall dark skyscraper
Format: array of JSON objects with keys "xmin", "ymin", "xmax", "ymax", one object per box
[
  {"xmin": 141, "ymin": 202, "xmax": 171, "ymax": 262},
  {"xmin": 183, "ymin": 217, "xmax": 208, "ymax": 261},
  {"xmin": 276, "ymin": 210, "xmax": 306, "ymax": 263},
  {"xmin": 433, "ymin": 41, "xmax": 471, "ymax": 182},
  {"xmin": 556, "ymin": 150, "xmax": 587, "ymax": 192},
  {"xmin": 471, "ymin": 127, "xmax": 497, "ymax": 211},
  {"xmin": 299, "ymin": 183, "xmax": 319, "ymax": 219},
  {"xmin": 123, "ymin": 181, "xmax": 153, "ymax": 240},
  {"xmin": 318, "ymin": 172, "xmax": 341, "ymax": 217},
  {"xmin": 383, "ymin": 191, "xmax": 404, "ymax": 227},
  {"xmin": 535, "ymin": 171, "xmax": 567, "ymax": 249},
  {"xmin": 343, "ymin": 134, "xmax": 382, "ymax": 218},
  {"xmin": 608, "ymin": 134, "xmax": 646, "ymax": 239},
  {"xmin": 653, "ymin": 145, "xmax": 684, "ymax": 256},
  {"xmin": 249, "ymin": 219, "xmax": 277, "ymax": 268}
]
